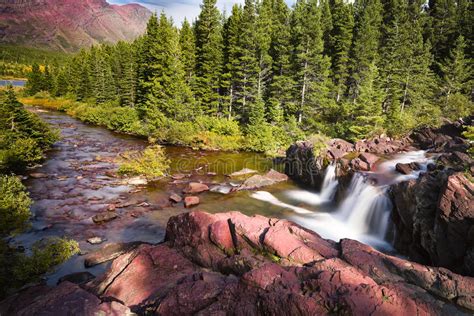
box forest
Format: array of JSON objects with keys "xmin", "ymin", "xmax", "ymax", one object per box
[{"xmin": 24, "ymin": 0, "xmax": 473, "ymax": 153}]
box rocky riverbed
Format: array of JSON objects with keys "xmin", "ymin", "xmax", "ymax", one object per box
[{"xmin": 1, "ymin": 108, "xmax": 472, "ymax": 314}]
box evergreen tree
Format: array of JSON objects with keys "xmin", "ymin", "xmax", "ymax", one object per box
[
  {"xmin": 112, "ymin": 42, "xmax": 138, "ymax": 107},
  {"xmin": 328, "ymin": 0, "xmax": 354, "ymax": 102},
  {"xmin": 292, "ymin": 0, "xmax": 333, "ymax": 126},
  {"xmin": 145, "ymin": 13, "xmax": 195, "ymax": 121},
  {"xmin": 195, "ymin": 0, "xmax": 224, "ymax": 115},
  {"xmin": 320, "ymin": 0, "xmax": 333, "ymax": 56},
  {"xmin": 179, "ymin": 19, "xmax": 196, "ymax": 87},
  {"xmin": 439, "ymin": 35, "xmax": 473, "ymax": 119},
  {"xmin": 380, "ymin": 0, "xmax": 437, "ymax": 133},
  {"xmin": 235, "ymin": 0, "xmax": 261, "ymax": 124},
  {"xmin": 348, "ymin": 0, "xmax": 383, "ymax": 102},
  {"xmin": 267, "ymin": 0, "xmax": 293, "ymax": 124},
  {"xmin": 348, "ymin": 62, "xmax": 385, "ymax": 140},
  {"xmin": 42, "ymin": 65, "xmax": 53, "ymax": 92},
  {"xmin": 136, "ymin": 13, "xmax": 160, "ymax": 114},
  {"xmin": 91, "ymin": 46, "xmax": 115, "ymax": 104},
  {"xmin": 428, "ymin": 0, "xmax": 458, "ymax": 68},
  {"xmin": 222, "ymin": 4, "xmax": 243, "ymax": 119},
  {"xmin": 25, "ymin": 63, "xmax": 43, "ymax": 96}
]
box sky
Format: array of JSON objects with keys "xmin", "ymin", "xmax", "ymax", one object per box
[{"xmin": 110, "ymin": 0, "xmax": 295, "ymax": 25}]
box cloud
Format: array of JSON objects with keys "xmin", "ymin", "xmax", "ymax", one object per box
[{"xmin": 110, "ymin": 0, "xmax": 294, "ymax": 25}]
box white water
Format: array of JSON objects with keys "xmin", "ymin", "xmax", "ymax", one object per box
[
  {"xmin": 251, "ymin": 151, "xmax": 433, "ymax": 249},
  {"xmin": 283, "ymin": 164, "xmax": 338, "ymax": 206}
]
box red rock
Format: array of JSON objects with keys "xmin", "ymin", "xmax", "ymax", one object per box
[
  {"xmin": 209, "ymin": 220, "xmax": 235, "ymax": 253},
  {"xmin": 169, "ymin": 193, "xmax": 182, "ymax": 203},
  {"xmin": 90, "ymin": 244, "xmax": 199, "ymax": 307},
  {"xmin": 84, "ymin": 242, "xmax": 142, "ymax": 267},
  {"xmin": 350, "ymin": 158, "xmax": 370, "ymax": 171},
  {"xmin": 183, "ymin": 182, "xmax": 209, "ymax": 194},
  {"xmin": 395, "ymin": 162, "xmax": 420, "ymax": 175},
  {"xmin": 237, "ymin": 169, "xmax": 288, "ymax": 190},
  {"xmin": 359, "ymin": 152, "xmax": 379, "ymax": 168},
  {"xmin": 0, "ymin": 282, "xmax": 130, "ymax": 315},
  {"xmin": 184, "ymin": 196, "xmax": 200, "ymax": 208}
]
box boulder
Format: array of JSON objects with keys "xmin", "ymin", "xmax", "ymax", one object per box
[
  {"xmin": 359, "ymin": 152, "xmax": 379, "ymax": 168},
  {"xmin": 84, "ymin": 242, "xmax": 142, "ymax": 267},
  {"xmin": 391, "ymin": 172, "xmax": 474, "ymax": 276},
  {"xmin": 169, "ymin": 193, "xmax": 182, "ymax": 203},
  {"xmin": 395, "ymin": 162, "xmax": 421, "ymax": 175},
  {"xmin": 91, "ymin": 212, "xmax": 117, "ymax": 224},
  {"xmin": 183, "ymin": 182, "xmax": 209, "ymax": 194},
  {"xmin": 0, "ymin": 282, "xmax": 130, "ymax": 315},
  {"xmin": 237, "ymin": 169, "xmax": 288, "ymax": 190},
  {"xmin": 58, "ymin": 272, "xmax": 95, "ymax": 285},
  {"xmin": 184, "ymin": 196, "xmax": 200, "ymax": 208}
]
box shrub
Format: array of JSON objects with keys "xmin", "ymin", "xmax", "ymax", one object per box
[
  {"xmin": 13, "ymin": 237, "xmax": 80, "ymax": 282},
  {"xmin": 307, "ymin": 133, "xmax": 330, "ymax": 157},
  {"xmin": 195, "ymin": 116, "xmax": 241, "ymax": 136},
  {"xmin": 0, "ymin": 175, "xmax": 31, "ymax": 236},
  {"xmin": 118, "ymin": 145, "xmax": 170, "ymax": 178}
]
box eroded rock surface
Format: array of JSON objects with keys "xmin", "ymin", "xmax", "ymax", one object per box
[{"xmin": 3, "ymin": 211, "xmax": 473, "ymax": 315}]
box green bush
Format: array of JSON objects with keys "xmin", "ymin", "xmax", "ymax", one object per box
[
  {"xmin": 195, "ymin": 116, "xmax": 241, "ymax": 136},
  {"xmin": 0, "ymin": 237, "xmax": 79, "ymax": 298},
  {"xmin": 118, "ymin": 145, "xmax": 170, "ymax": 178},
  {"xmin": 307, "ymin": 133, "xmax": 330, "ymax": 157},
  {"xmin": 0, "ymin": 175, "xmax": 31, "ymax": 236}
]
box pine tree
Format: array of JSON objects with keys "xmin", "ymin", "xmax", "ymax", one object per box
[
  {"xmin": 266, "ymin": 0, "xmax": 293, "ymax": 124},
  {"xmin": 439, "ymin": 35, "xmax": 473, "ymax": 119},
  {"xmin": 145, "ymin": 13, "xmax": 195, "ymax": 121},
  {"xmin": 292, "ymin": 0, "xmax": 333, "ymax": 126},
  {"xmin": 111, "ymin": 42, "xmax": 138, "ymax": 107},
  {"xmin": 380, "ymin": 0, "xmax": 437, "ymax": 134},
  {"xmin": 222, "ymin": 4, "xmax": 243, "ymax": 119},
  {"xmin": 179, "ymin": 19, "xmax": 196, "ymax": 86},
  {"xmin": 348, "ymin": 62, "xmax": 385, "ymax": 140},
  {"xmin": 328, "ymin": 0, "xmax": 354, "ymax": 102},
  {"xmin": 91, "ymin": 46, "xmax": 115, "ymax": 104},
  {"xmin": 136, "ymin": 13, "xmax": 160, "ymax": 114},
  {"xmin": 348, "ymin": 0, "xmax": 383, "ymax": 102},
  {"xmin": 235, "ymin": 0, "xmax": 261, "ymax": 124},
  {"xmin": 428, "ymin": 0, "xmax": 458, "ymax": 68},
  {"xmin": 42, "ymin": 65, "xmax": 53, "ymax": 92},
  {"xmin": 25, "ymin": 63, "xmax": 43, "ymax": 96},
  {"xmin": 195, "ymin": 0, "xmax": 224, "ymax": 115},
  {"xmin": 320, "ymin": 0, "xmax": 333, "ymax": 56}
]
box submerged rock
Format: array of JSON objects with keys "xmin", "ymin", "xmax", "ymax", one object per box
[
  {"xmin": 169, "ymin": 193, "xmax": 183, "ymax": 203},
  {"xmin": 2, "ymin": 211, "xmax": 473, "ymax": 315},
  {"xmin": 58, "ymin": 272, "xmax": 95, "ymax": 285},
  {"xmin": 227, "ymin": 168, "xmax": 258, "ymax": 178},
  {"xmin": 91, "ymin": 212, "xmax": 117, "ymax": 224},
  {"xmin": 184, "ymin": 196, "xmax": 200, "ymax": 208},
  {"xmin": 237, "ymin": 169, "xmax": 288, "ymax": 190},
  {"xmin": 183, "ymin": 182, "xmax": 209, "ymax": 194}
]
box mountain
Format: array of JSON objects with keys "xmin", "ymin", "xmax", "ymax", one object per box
[{"xmin": 0, "ymin": 0, "xmax": 152, "ymax": 52}]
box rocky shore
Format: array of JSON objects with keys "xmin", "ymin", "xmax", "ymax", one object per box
[
  {"xmin": 285, "ymin": 117, "xmax": 473, "ymax": 275},
  {"xmin": 1, "ymin": 211, "xmax": 473, "ymax": 315}
]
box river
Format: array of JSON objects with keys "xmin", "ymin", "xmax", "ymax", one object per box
[
  {"xmin": 0, "ymin": 79, "xmax": 26, "ymax": 87},
  {"xmin": 13, "ymin": 107, "xmax": 432, "ymax": 285}
]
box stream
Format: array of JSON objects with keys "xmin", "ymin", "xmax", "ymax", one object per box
[{"xmin": 14, "ymin": 107, "xmax": 432, "ymax": 285}]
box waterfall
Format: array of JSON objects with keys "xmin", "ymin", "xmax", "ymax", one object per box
[
  {"xmin": 284, "ymin": 163, "xmax": 338, "ymax": 206},
  {"xmin": 320, "ymin": 164, "xmax": 338, "ymax": 201},
  {"xmin": 251, "ymin": 151, "xmax": 432, "ymax": 248},
  {"xmin": 335, "ymin": 174, "xmax": 392, "ymax": 238}
]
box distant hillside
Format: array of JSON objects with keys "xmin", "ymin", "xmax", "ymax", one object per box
[{"xmin": 0, "ymin": 0, "xmax": 152, "ymax": 52}]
